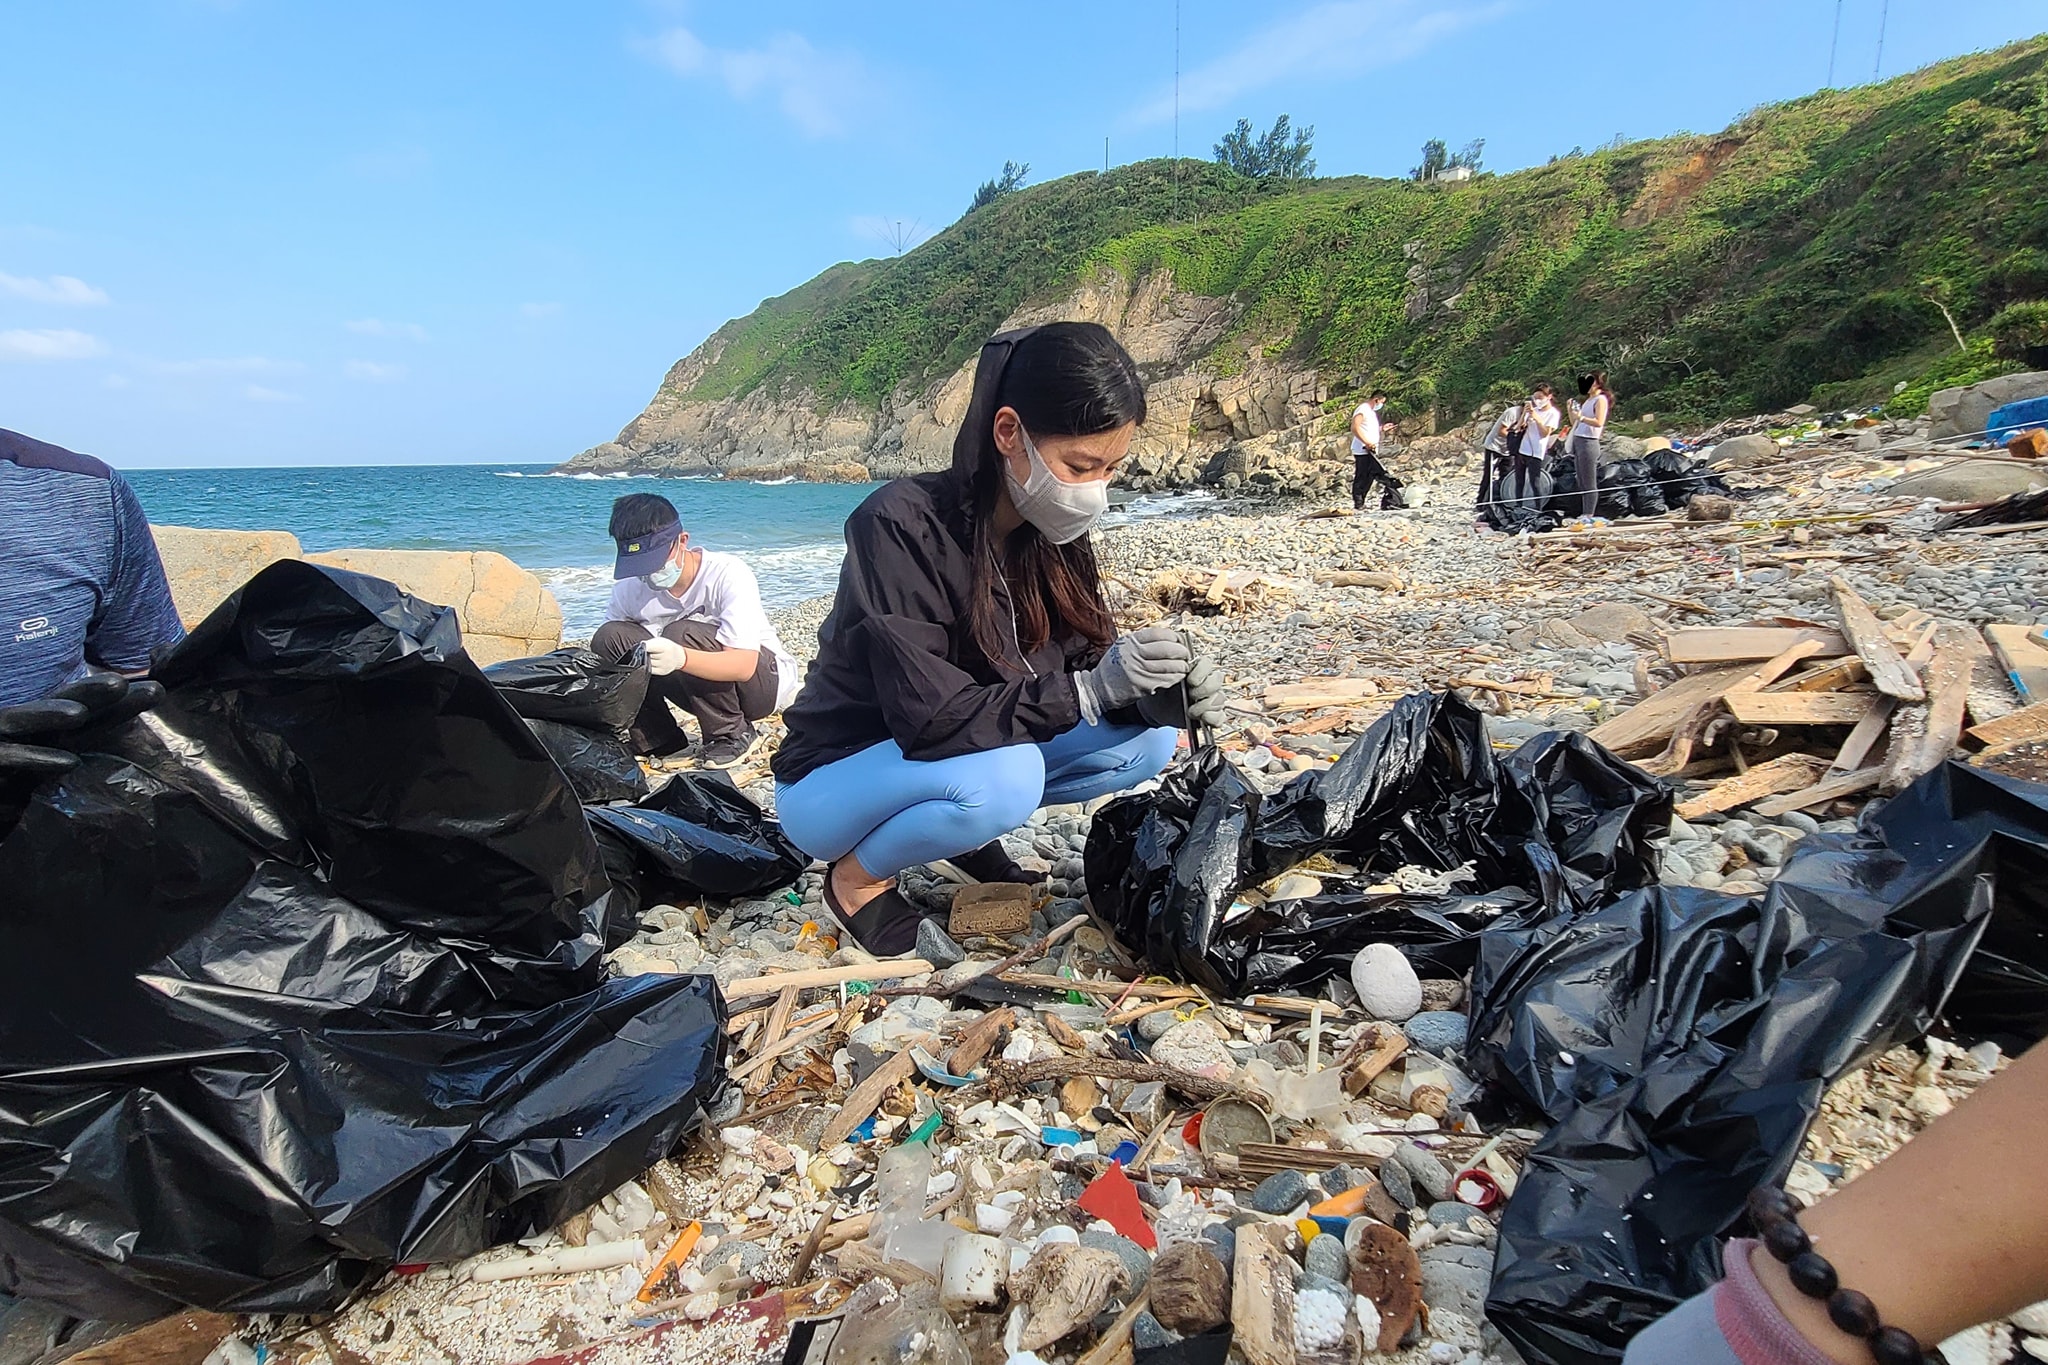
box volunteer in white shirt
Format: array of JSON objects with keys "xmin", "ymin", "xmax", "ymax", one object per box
[
  {"xmin": 594, "ymin": 493, "xmax": 800, "ymax": 769},
  {"xmin": 1349, "ymin": 391, "xmax": 1402, "ymax": 511},
  {"xmin": 1568, "ymin": 370, "xmax": 1615, "ymax": 521}
]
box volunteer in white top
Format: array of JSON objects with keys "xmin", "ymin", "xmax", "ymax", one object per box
[
  {"xmin": 1480, "ymin": 382, "xmax": 1562, "ymax": 522},
  {"xmin": 1568, "ymin": 370, "xmax": 1614, "ymax": 521},
  {"xmin": 594, "ymin": 492, "xmax": 800, "ymax": 769},
  {"xmin": 1349, "ymin": 390, "xmax": 1404, "ymax": 511}
]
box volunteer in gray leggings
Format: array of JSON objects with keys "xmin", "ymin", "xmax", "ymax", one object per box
[{"xmin": 1570, "ymin": 370, "xmax": 1613, "ymax": 519}]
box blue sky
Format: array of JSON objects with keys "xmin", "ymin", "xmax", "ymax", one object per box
[{"xmin": 1, "ymin": 1, "xmax": 2041, "ymax": 468}]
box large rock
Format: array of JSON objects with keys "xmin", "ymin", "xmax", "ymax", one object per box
[
  {"xmin": 303, "ymin": 548, "xmax": 563, "ymax": 665},
  {"xmin": 1704, "ymin": 433, "xmax": 1779, "ymax": 469},
  {"xmin": 1600, "ymin": 433, "xmax": 1647, "ymax": 461},
  {"xmin": 1927, "ymin": 370, "xmax": 2048, "ymax": 439},
  {"xmin": 152, "ymin": 526, "xmax": 304, "ymax": 626},
  {"xmin": 1887, "ymin": 459, "xmax": 2048, "ymax": 504}
]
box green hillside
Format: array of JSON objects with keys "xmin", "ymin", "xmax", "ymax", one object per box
[{"xmin": 673, "ymin": 36, "xmax": 2048, "ymax": 427}]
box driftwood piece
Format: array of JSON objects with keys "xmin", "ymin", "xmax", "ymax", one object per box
[
  {"xmin": 975, "ymin": 1056, "xmax": 1246, "ymax": 1103},
  {"xmin": 1829, "ymin": 576, "xmax": 1926, "ymax": 701},
  {"xmin": 1881, "ymin": 622, "xmax": 1984, "ymax": 793},
  {"xmin": 730, "ymin": 1012, "xmax": 837, "ymax": 1086},
  {"xmin": 1264, "ymin": 678, "xmax": 1385, "ymax": 710},
  {"xmin": 1969, "ymin": 700, "xmax": 2048, "ymax": 749},
  {"xmin": 1232, "ymin": 1222, "xmax": 1297, "ymax": 1365},
  {"xmin": 725, "ymin": 959, "xmax": 935, "ymax": 1003},
  {"xmin": 820, "ymin": 1047, "xmax": 918, "ymax": 1147},
  {"xmin": 1675, "ymin": 753, "xmax": 1833, "ymax": 820},
  {"xmin": 945, "ymin": 1006, "xmax": 1016, "ymax": 1076},
  {"xmin": 1751, "ymin": 769, "xmax": 1884, "ymax": 817},
  {"xmin": 65, "ymin": 1313, "xmax": 239, "ymax": 1365},
  {"xmin": 1664, "ymin": 627, "xmax": 1846, "ymax": 663}
]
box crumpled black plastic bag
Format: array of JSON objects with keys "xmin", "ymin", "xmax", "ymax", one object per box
[
  {"xmin": 527, "ymin": 717, "xmax": 650, "ymax": 805},
  {"xmin": 1471, "ymin": 761, "xmax": 2048, "ymax": 1365},
  {"xmin": 483, "ymin": 647, "xmax": 648, "ymax": 734},
  {"xmin": 0, "ymin": 561, "xmax": 728, "ymax": 1321},
  {"xmin": 1645, "ymin": 447, "xmax": 1734, "ymax": 506},
  {"xmin": 1084, "ymin": 693, "xmax": 1669, "ymax": 996},
  {"xmin": 589, "ymin": 769, "xmax": 809, "ymax": 906}
]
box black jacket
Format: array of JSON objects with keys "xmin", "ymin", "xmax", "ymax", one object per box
[{"xmin": 772, "ymin": 332, "xmax": 1106, "ymax": 785}]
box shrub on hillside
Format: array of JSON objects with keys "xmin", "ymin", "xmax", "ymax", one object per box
[{"xmin": 1990, "ymin": 300, "xmax": 2048, "ymax": 368}]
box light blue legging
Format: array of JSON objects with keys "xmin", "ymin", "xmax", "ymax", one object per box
[{"xmin": 775, "ymin": 718, "xmax": 1179, "ymax": 880}]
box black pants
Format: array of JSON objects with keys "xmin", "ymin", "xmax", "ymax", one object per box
[
  {"xmin": 592, "ymin": 618, "xmax": 778, "ymax": 755},
  {"xmin": 1352, "ymin": 446, "xmax": 1403, "ymax": 509}
]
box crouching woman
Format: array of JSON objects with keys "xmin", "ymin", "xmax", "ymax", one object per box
[{"xmin": 771, "ymin": 323, "xmax": 1224, "ymax": 955}]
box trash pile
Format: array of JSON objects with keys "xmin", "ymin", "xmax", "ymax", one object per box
[{"xmin": 1477, "ymin": 443, "xmax": 1736, "ymax": 535}]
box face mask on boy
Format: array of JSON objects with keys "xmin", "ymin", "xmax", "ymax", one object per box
[
  {"xmin": 1005, "ymin": 427, "xmax": 1110, "ymax": 545},
  {"xmin": 645, "ymin": 559, "xmax": 683, "ymax": 591}
]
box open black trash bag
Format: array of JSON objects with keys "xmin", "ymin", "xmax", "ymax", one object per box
[
  {"xmin": 527, "ymin": 717, "xmax": 651, "ymax": 805},
  {"xmin": 1644, "ymin": 448, "xmax": 1734, "ymax": 507},
  {"xmin": 589, "ymin": 769, "xmax": 809, "ymax": 907},
  {"xmin": 0, "ymin": 561, "xmax": 728, "ymax": 1321},
  {"xmin": 1084, "ymin": 692, "xmax": 1669, "ymax": 996},
  {"xmin": 483, "ymin": 646, "xmax": 649, "ymax": 734},
  {"xmin": 1470, "ymin": 761, "xmax": 2048, "ymax": 1365}
]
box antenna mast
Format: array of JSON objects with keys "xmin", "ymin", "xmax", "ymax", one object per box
[
  {"xmin": 1874, "ymin": 0, "xmax": 1889, "ymax": 79},
  {"xmin": 1827, "ymin": 0, "xmax": 1843, "ymax": 86}
]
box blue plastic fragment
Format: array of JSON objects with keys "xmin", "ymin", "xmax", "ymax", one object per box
[
  {"xmin": 1109, "ymin": 1140, "xmax": 1140, "ymax": 1165},
  {"xmin": 1040, "ymin": 1126, "xmax": 1083, "ymax": 1147},
  {"xmin": 1310, "ymin": 1215, "xmax": 1350, "ymax": 1238},
  {"xmin": 853, "ymin": 1116, "xmax": 877, "ymax": 1141}
]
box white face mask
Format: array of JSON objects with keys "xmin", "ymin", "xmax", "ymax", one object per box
[
  {"xmin": 644, "ymin": 558, "xmax": 683, "ymax": 591},
  {"xmin": 1004, "ymin": 427, "xmax": 1109, "ymax": 545}
]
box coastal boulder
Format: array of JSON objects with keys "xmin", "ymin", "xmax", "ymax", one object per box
[
  {"xmin": 303, "ymin": 548, "xmax": 563, "ymax": 665},
  {"xmin": 1704, "ymin": 433, "xmax": 1778, "ymax": 469},
  {"xmin": 152, "ymin": 525, "xmax": 305, "ymax": 627},
  {"xmin": 1927, "ymin": 370, "xmax": 2048, "ymax": 439},
  {"xmin": 1886, "ymin": 460, "xmax": 2048, "ymax": 504}
]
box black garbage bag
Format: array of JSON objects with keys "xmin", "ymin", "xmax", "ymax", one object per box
[
  {"xmin": 1223, "ymin": 889, "xmax": 1533, "ymax": 995},
  {"xmin": 1481, "ymin": 462, "xmax": 1556, "ymax": 534},
  {"xmin": 1645, "ymin": 448, "xmax": 1734, "ymax": 506},
  {"xmin": 0, "ymin": 560, "xmax": 728, "ymax": 1321},
  {"xmin": 1084, "ymin": 693, "xmax": 1670, "ymax": 996},
  {"xmin": 1607, "ymin": 458, "xmax": 1669, "ymax": 517},
  {"xmin": 526, "ymin": 717, "xmax": 650, "ymax": 805},
  {"xmin": 1471, "ymin": 760, "xmax": 2048, "ymax": 1365},
  {"xmin": 483, "ymin": 647, "xmax": 648, "ymax": 734},
  {"xmin": 589, "ymin": 769, "xmax": 808, "ymax": 906}
]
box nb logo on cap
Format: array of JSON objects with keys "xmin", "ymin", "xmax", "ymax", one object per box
[{"xmin": 627, "ymin": 542, "xmax": 641, "ymax": 552}]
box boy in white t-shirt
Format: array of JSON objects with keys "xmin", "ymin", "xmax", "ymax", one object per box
[{"xmin": 594, "ymin": 493, "xmax": 800, "ymax": 768}]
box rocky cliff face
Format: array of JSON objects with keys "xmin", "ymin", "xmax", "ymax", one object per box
[{"xmin": 557, "ymin": 268, "xmax": 1351, "ymax": 496}]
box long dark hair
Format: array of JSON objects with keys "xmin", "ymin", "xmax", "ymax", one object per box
[
  {"xmin": 959, "ymin": 323, "xmax": 1145, "ymax": 669},
  {"xmin": 1578, "ymin": 370, "xmax": 1614, "ymax": 403}
]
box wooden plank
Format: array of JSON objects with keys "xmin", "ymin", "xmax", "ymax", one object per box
[
  {"xmin": 1664, "ymin": 627, "xmax": 1847, "ymax": 664},
  {"xmin": 723, "ymin": 959, "xmax": 935, "ymax": 1003},
  {"xmin": 1751, "ymin": 769, "xmax": 1885, "ymax": 817},
  {"xmin": 1723, "ymin": 691, "xmax": 1884, "ymax": 725},
  {"xmin": 1987, "ymin": 624, "xmax": 2048, "ymax": 705},
  {"xmin": 1969, "ymin": 700, "xmax": 2048, "ymax": 749},
  {"xmin": 1231, "ymin": 1222, "xmax": 1298, "ymax": 1365},
  {"xmin": 1829, "ymin": 575, "xmax": 1926, "ymax": 701},
  {"xmin": 1264, "ymin": 678, "xmax": 1382, "ymax": 709},
  {"xmin": 1676, "ymin": 753, "xmax": 1833, "ymax": 820},
  {"xmin": 1725, "ymin": 638, "xmax": 1829, "ymax": 695},
  {"xmin": 1882, "ymin": 622, "xmax": 1984, "ymax": 793},
  {"xmin": 1587, "ymin": 664, "xmax": 1751, "ymax": 755},
  {"xmin": 1764, "ymin": 656, "xmax": 1868, "ymax": 693},
  {"xmin": 1831, "ymin": 696, "xmax": 1898, "ymax": 774}
]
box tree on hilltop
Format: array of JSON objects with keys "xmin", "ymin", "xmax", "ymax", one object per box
[
  {"xmin": 969, "ymin": 160, "xmax": 1031, "ymax": 212},
  {"xmin": 1213, "ymin": 115, "xmax": 1317, "ymax": 182},
  {"xmin": 1412, "ymin": 137, "xmax": 1485, "ymax": 181}
]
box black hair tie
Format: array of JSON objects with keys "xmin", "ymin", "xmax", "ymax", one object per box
[{"xmin": 1745, "ymin": 1188, "xmax": 1946, "ymax": 1365}]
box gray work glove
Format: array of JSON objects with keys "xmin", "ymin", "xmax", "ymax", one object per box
[
  {"xmin": 1073, "ymin": 625, "xmax": 1191, "ymax": 724},
  {"xmin": 1136, "ymin": 655, "xmax": 1227, "ymax": 731}
]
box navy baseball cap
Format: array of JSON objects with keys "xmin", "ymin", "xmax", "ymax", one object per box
[{"xmin": 613, "ymin": 520, "xmax": 683, "ymax": 580}]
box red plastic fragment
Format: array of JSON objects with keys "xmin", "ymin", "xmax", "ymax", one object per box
[{"xmin": 1076, "ymin": 1162, "xmax": 1158, "ymax": 1249}]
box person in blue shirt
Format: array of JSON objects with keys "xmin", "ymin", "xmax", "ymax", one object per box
[{"xmin": 0, "ymin": 428, "xmax": 183, "ymax": 801}]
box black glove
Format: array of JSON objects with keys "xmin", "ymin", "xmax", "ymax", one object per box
[
  {"xmin": 0, "ymin": 673, "xmax": 164, "ymax": 780},
  {"xmin": 1135, "ymin": 655, "xmax": 1227, "ymax": 730}
]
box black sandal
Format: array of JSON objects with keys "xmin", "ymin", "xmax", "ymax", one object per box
[
  {"xmin": 821, "ymin": 861, "xmax": 929, "ymax": 957},
  {"xmin": 935, "ymin": 840, "xmax": 1040, "ymax": 886}
]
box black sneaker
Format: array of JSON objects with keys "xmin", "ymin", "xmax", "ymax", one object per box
[
  {"xmin": 934, "ymin": 840, "xmax": 1040, "ymax": 885},
  {"xmin": 699, "ymin": 727, "xmax": 763, "ymax": 770},
  {"xmin": 821, "ymin": 862, "xmax": 929, "ymax": 957}
]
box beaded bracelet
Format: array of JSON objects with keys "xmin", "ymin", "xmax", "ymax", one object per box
[{"xmin": 1745, "ymin": 1188, "xmax": 1945, "ymax": 1365}]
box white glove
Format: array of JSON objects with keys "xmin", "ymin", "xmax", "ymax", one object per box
[{"xmin": 642, "ymin": 637, "xmax": 687, "ymax": 677}]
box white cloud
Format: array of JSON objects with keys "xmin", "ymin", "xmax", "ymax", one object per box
[
  {"xmin": 345, "ymin": 317, "xmax": 428, "ymax": 342},
  {"xmin": 0, "ymin": 271, "xmax": 110, "ymax": 306},
  {"xmin": 0, "ymin": 328, "xmax": 107, "ymax": 361},
  {"xmin": 146, "ymin": 355, "xmax": 302, "ymax": 375},
  {"xmin": 1127, "ymin": 0, "xmax": 1509, "ymax": 125},
  {"xmin": 244, "ymin": 384, "xmax": 301, "ymax": 403},
  {"xmin": 344, "ymin": 359, "xmax": 405, "ymax": 382},
  {"xmin": 642, "ymin": 25, "xmax": 876, "ymax": 138},
  {"xmin": 519, "ymin": 301, "xmax": 561, "ymax": 319}
]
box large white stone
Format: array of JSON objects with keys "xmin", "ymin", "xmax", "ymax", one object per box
[{"xmin": 1351, "ymin": 943, "xmax": 1423, "ymax": 1022}]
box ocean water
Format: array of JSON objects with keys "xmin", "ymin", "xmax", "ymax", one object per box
[{"xmin": 124, "ymin": 464, "xmax": 1214, "ymax": 640}]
